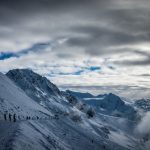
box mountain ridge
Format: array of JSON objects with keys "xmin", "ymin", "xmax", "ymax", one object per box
[{"xmin": 0, "ymin": 68, "xmax": 143, "ymax": 150}]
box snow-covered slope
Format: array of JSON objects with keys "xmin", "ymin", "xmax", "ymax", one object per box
[
  {"xmin": 0, "ymin": 69, "xmax": 144, "ymax": 150},
  {"xmin": 0, "ymin": 72, "xmax": 51, "ymax": 120},
  {"xmin": 6, "ymin": 69, "xmax": 69, "ymax": 115},
  {"xmin": 0, "ymin": 115, "xmax": 142, "ymax": 150},
  {"xmin": 6, "ymin": 69, "xmax": 61, "ymax": 101},
  {"xmin": 21, "ymin": 117, "xmax": 141, "ymax": 150}
]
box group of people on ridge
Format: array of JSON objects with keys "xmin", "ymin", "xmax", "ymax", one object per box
[
  {"xmin": 3, "ymin": 113, "xmax": 42, "ymax": 122},
  {"xmin": 4, "ymin": 113, "xmax": 16, "ymax": 122}
]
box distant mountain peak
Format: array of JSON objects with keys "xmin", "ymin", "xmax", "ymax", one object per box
[
  {"xmin": 106, "ymin": 93, "xmax": 124, "ymax": 103},
  {"xmin": 65, "ymin": 90, "xmax": 94, "ymax": 99}
]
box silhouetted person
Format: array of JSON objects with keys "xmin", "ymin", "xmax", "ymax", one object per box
[
  {"xmin": 22, "ymin": 116, "xmax": 24, "ymax": 120},
  {"xmin": 143, "ymin": 134, "xmax": 149, "ymax": 142},
  {"xmin": 102, "ymin": 145, "xmax": 106, "ymax": 149},
  {"xmin": 13, "ymin": 114, "xmax": 16, "ymax": 122},
  {"xmin": 9, "ymin": 113, "xmax": 12, "ymax": 121},
  {"xmin": 4, "ymin": 114, "xmax": 7, "ymax": 121},
  {"xmin": 55, "ymin": 114, "xmax": 59, "ymax": 119},
  {"xmin": 26, "ymin": 116, "xmax": 28, "ymax": 120}
]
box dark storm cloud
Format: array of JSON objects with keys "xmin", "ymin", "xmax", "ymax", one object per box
[
  {"xmin": 67, "ymin": 25, "xmax": 138, "ymax": 46},
  {"xmin": 67, "ymin": 25, "xmax": 148, "ymax": 57},
  {"xmin": 0, "ymin": 0, "xmax": 107, "ymax": 20},
  {"xmin": 0, "ymin": 0, "xmax": 110, "ymax": 49},
  {"xmin": 65, "ymin": 4, "xmax": 150, "ymax": 66},
  {"xmin": 67, "ymin": 8, "xmax": 150, "ymax": 55},
  {"xmin": 1, "ymin": 0, "xmax": 150, "ymax": 66},
  {"xmin": 0, "ymin": 0, "xmax": 111, "ymax": 30}
]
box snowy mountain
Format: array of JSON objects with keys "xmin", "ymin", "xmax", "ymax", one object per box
[
  {"xmin": 0, "ymin": 72, "xmax": 51, "ymax": 120},
  {"xmin": 65, "ymin": 90, "xmax": 95, "ymax": 99},
  {"xmin": 66, "ymin": 90, "xmax": 137, "ymax": 120},
  {"xmin": 91, "ymin": 93, "xmax": 137, "ymax": 120},
  {"xmin": 65, "ymin": 90, "xmax": 106, "ymax": 100},
  {"xmin": 6, "ymin": 69, "xmax": 62, "ymax": 100},
  {"xmin": 0, "ymin": 69, "xmax": 145, "ymax": 150},
  {"xmin": 6, "ymin": 69, "xmax": 69, "ymax": 115}
]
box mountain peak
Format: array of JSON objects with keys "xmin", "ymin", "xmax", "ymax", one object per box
[
  {"xmin": 104, "ymin": 93, "xmax": 125, "ymax": 107},
  {"xmin": 65, "ymin": 90, "xmax": 94, "ymax": 99},
  {"xmin": 6, "ymin": 69, "xmax": 61, "ymax": 100},
  {"xmin": 7, "ymin": 68, "xmax": 41, "ymax": 78}
]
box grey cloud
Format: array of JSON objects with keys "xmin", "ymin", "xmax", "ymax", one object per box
[
  {"xmin": 0, "ymin": 0, "xmax": 111, "ymax": 32},
  {"xmin": 1, "ymin": 0, "xmax": 150, "ymax": 95},
  {"xmin": 1, "ymin": 0, "xmax": 150, "ymax": 66},
  {"xmin": 56, "ymin": 53, "xmax": 74, "ymax": 58},
  {"xmin": 68, "ymin": 25, "xmax": 137, "ymax": 45},
  {"xmin": 118, "ymin": 58, "xmax": 150, "ymax": 66},
  {"xmin": 64, "ymin": 2, "xmax": 150, "ymax": 58},
  {"xmin": 138, "ymin": 74, "xmax": 150, "ymax": 77},
  {"xmin": 67, "ymin": 8, "xmax": 150, "ymax": 48},
  {"xmin": 0, "ymin": 0, "xmax": 107, "ymax": 21},
  {"xmin": 115, "ymin": 50, "xmax": 150, "ymax": 66},
  {"xmin": 65, "ymin": 7, "xmax": 150, "ymax": 66},
  {"xmin": 60, "ymin": 84, "xmax": 150, "ymax": 99},
  {"xmin": 131, "ymin": 60, "xmax": 150, "ymax": 66},
  {"xmin": 67, "ymin": 25, "xmax": 140, "ymax": 56}
]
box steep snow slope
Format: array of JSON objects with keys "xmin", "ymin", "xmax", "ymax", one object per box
[
  {"xmin": 6, "ymin": 69, "xmax": 61, "ymax": 100},
  {"xmin": 0, "ymin": 116, "xmax": 142, "ymax": 150},
  {"xmin": 0, "ymin": 72, "xmax": 51, "ymax": 120},
  {"xmin": 0, "ymin": 121, "xmax": 19, "ymax": 150},
  {"xmin": 6, "ymin": 69, "xmax": 69, "ymax": 115}
]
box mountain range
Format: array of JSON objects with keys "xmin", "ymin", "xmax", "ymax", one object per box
[{"xmin": 0, "ymin": 69, "xmax": 148, "ymax": 150}]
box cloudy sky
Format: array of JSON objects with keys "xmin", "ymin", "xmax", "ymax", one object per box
[{"xmin": 0, "ymin": 0, "xmax": 150, "ymax": 99}]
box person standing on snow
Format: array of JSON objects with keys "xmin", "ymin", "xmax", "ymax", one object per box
[
  {"xmin": 4, "ymin": 113, "xmax": 7, "ymax": 121},
  {"xmin": 9, "ymin": 113, "xmax": 12, "ymax": 121},
  {"xmin": 13, "ymin": 114, "xmax": 16, "ymax": 122}
]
